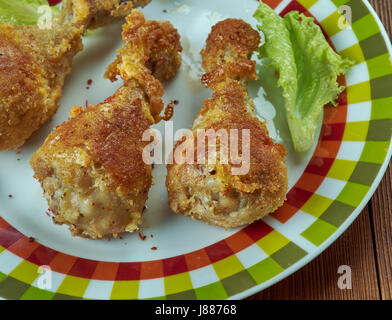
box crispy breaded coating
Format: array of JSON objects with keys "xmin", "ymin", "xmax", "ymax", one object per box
[
  {"xmin": 166, "ymin": 19, "xmax": 288, "ymax": 228},
  {"xmin": 0, "ymin": 0, "xmax": 151, "ymax": 151},
  {"xmin": 30, "ymin": 10, "xmax": 182, "ymax": 239}
]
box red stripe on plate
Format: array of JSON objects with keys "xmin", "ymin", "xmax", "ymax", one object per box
[
  {"xmin": 115, "ymin": 262, "xmax": 141, "ymax": 281},
  {"xmin": 263, "ymin": 0, "xmax": 284, "ymax": 9},
  {"xmin": 163, "ymin": 255, "xmax": 188, "ymax": 276},
  {"xmin": 320, "ymin": 123, "xmax": 346, "ymax": 141},
  {"xmin": 28, "ymin": 245, "xmax": 58, "ymax": 266},
  {"xmin": 305, "ymin": 156, "xmax": 335, "ymax": 176},
  {"xmin": 0, "ymin": 226, "xmax": 24, "ymax": 249},
  {"xmin": 205, "ymin": 240, "xmax": 234, "ymax": 263},
  {"xmin": 279, "ymin": 0, "xmax": 309, "ymax": 16},
  {"xmin": 286, "ymin": 187, "xmax": 314, "ymax": 208},
  {"xmin": 243, "ymin": 220, "xmax": 274, "ymax": 242},
  {"xmin": 68, "ymin": 258, "xmax": 99, "ymax": 278}
]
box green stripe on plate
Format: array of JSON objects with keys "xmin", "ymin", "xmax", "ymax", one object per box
[
  {"xmin": 370, "ymin": 74, "xmax": 392, "ymax": 100},
  {"xmin": 352, "ymin": 14, "xmax": 381, "ymax": 42},
  {"xmin": 302, "ymin": 193, "xmax": 334, "ymax": 218},
  {"xmin": 297, "ymin": 0, "xmax": 318, "ymax": 9},
  {"xmin": 166, "ymin": 289, "xmax": 197, "ymax": 300},
  {"xmin": 367, "ymin": 53, "xmax": 392, "ymax": 79},
  {"xmin": 221, "ymin": 270, "xmax": 257, "ymax": 297},
  {"xmin": 345, "ymin": 0, "xmax": 370, "ymax": 22},
  {"xmin": 319, "ymin": 201, "xmax": 355, "ymax": 227},
  {"xmin": 336, "ymin": 182, "xmax": 370, "ymax": 207},
  {"xmin": 320, "ymin": 11, "xmax": 344, "ymax": 37},
  {"xmin": 367, "ymin": 119, "xmax": 392, "ymax": 141},
  {"xmin": 343, "ymin": 121, "xmax": 369, "ymax": 141},
  {"xmin": 248, "ymin": 257, "xmax": 284, "ymax": 284},
  {"xmin": 331, "ymin": 0, "xmax": 350, "ymax": 7},
  {"xmin": 52, "ymin": 293, "xmax": 82, "ymax": 300},
  {"xmin": 194, "ymin": 282, "xmax": 228, "ymax": 300},
  {"xmin": 56, "ymin": 275, "xmax": 90, "ymax": 298},
  {"xmin": 110, "ymin": 280, "xmax": 139, "ymax": 299},
  {"xmin": 9, "ymin": 260, "xmax": 39, "ymax": 285},
  {"xmin": 0, "ymin": 271, "xmax": 6, "ymax": 283},
  {"xmin": 327, "ymin": 159, "xmax": 357, "ymax": 181},
  {"xmin": 270, "ymin": 242, "xmax": 307, "ymax": 269},
  {"xmin": 359, "ymin": 141, "xmax": 391, "ymax": 164},
  {"xmin": 347, "ymin": 82, "xmax": 371, "ymax": 104},
  {"xmin": 0, "ymin": 276, "xmax": 29, "ymax": 300},
  {"xmin": 349, "ymin": 161, "xmax": 382, "ymax": 185},
  {"xmin": 20, "ymin": 286, "xmax": 55, "ymax": 300},
  {"xmin": 301, "ymin": 220, "xmax": 338, "ymax": 246},
  {"xmin": 339, "ymin": 43, "xmax": 365, "ymax": 64},
  {"xmin": 371, "ymin": 97, "xmax": 392, "ymax": 120},
  {"xmin": 360, "ymin": 33, "xmax": 389, "ymax": 60},
  {"xmin": 256, "ymin": 230, "xmax": 290, "ymax": 255},
  {"xmin": 164, "ymin": 272, "xmax": 193, "ymax": 296},
  {"xmin": 213, "ymin": 255, "xmax": 245, "ymax": 280}
]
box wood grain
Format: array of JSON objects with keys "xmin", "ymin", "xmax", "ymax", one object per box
[
  {"xmin": 249, "ymin": 0, "xmax": 392, "ymax": 300},
  {"xmin": 249, "ymin": 208, "xmax": 380, "ymax": 300},
  {"xmin": 369, "ymin": 163, "xmax": 392, "ymax": 300}
]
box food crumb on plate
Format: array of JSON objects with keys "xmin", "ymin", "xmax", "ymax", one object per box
[
  {"xmin": 151, "ymin": 246, "xmax": 157, "ymax": 250},
  {"xmin": 138, "ymin": 232, "xmax": 147, "ymax": 241}
]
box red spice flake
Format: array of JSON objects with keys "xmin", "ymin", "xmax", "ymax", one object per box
[
  {"xmin": 151, "ymin": 246, "xmax": 158, "ymax": 251},
  {"xmin": 150, "ymin": 234, "xmax": 154, "ymax": 238},
  {"xmin": 48, "ymin": 0, "xmax": 62, "ymax": 6},
  {"xmin": 87, "ymin": 79, "xmax": 93, "ymax": 85},
  {"xmin": 138, "ymin": 232, "xmax": 147, "ymax": 241},
  {"xmin": 92, "ymin": 202, "xmax": 96, "ymax": 206},
  {"xmin": 28, "ymin": 237, "xmax": 35, "ymax": 243},
  {"xmin": 173, "ymin": 100, "xmax": 179, "ymax": 105},
  {"xmin": 8, "ymin": 194, "xmax": 12, "ymax": 198},
  {"xmin": 85, "ymin": 100, "xmax": 89, "ymax": 108},
  {"xmin": 163, "ymin": 101, "xmax": 174, "ymax": 121},
  {"xmin": 86, "ymin": 86, "xmax": 90, "ymax": 90},
  {"xmin": 119, "ymin": 236, "xmax": 123, "ymax": 240},
  {"xmin": 104, "ymin": 95, "xmax": 114, "ymax": 104},
  {"xmin": 45, "ymin": 211, "xmax": 50, "ymax": 217}
]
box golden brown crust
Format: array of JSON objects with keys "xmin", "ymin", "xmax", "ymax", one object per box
[
  {"xmin": 31, "ymin": 10, "xmax": 182, "ymax": 239},
  {"xmin": 105, "ymin": 10, "xmax": 182, "ymax": 121},
  {"xmin": 201, "ymin": 18, "xmax": 260, "ymax": 89},
  {"xmin": 0, "ymin": 0, "xmax": 152, "ymax": 151},
  {"xmin": 166, "ymin": 19, "xmax": 288, "ymax": 228},
  {"xmin": 0, "ymin": 31, "xmax": 48, "ymax": 150}
]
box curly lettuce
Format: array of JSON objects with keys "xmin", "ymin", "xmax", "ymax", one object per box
[
  {"xmin": 0, "ymin": 0, "xmax": 59, "ymax": 25},
  {"xmin": 254, "ymin": 1, "xmax": 354, "ymax": 152}
]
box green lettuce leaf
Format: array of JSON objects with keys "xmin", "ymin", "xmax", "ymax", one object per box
[
  {"xmin": 0, "ymin": 0, "xmax": 59, "ymax": 25},
  {"xmin": 254, "ymin": 1, "xmax": 354, "ymax": 152}
]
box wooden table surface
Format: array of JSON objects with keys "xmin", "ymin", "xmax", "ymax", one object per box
[{"xmin": 249, "ymin": 0, "xmax": 392, "ymax": 300}]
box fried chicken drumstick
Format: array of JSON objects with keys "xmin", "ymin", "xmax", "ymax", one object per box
[
  {"xmin": 30, "ymin": 10, "xmax": 182, "ymax": 239},
  {"xmin": 166, "ymin": 19, "xmax": 288, "ymax": 228},
  {"xmin": 0, "ymin": 0, "xmax": 151, "ymax": 151}
]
